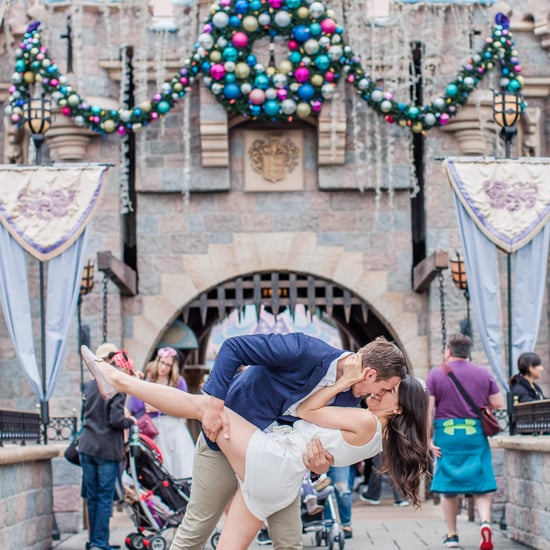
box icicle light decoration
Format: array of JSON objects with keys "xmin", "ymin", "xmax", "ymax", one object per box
[
  {"xmin": 100, "ymin": 5, "xmax": 115, "ymax": 62},
  {"xmin": 70, "ymin": 3, "xmax": 84, "ymax": 91},
  {"xmin": 181, "ymin": 88, "xmax": 191, "ymax": 205}
]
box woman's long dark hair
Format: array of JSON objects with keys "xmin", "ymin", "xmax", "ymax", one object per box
[{"xmin": 381, "ymin": 374, "xmax": 431, "ymax": 508}]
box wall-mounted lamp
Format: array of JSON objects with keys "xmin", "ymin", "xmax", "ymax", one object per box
[
  {"xmin": 22, "ymin": 95, "xmax": 52, "ymax": 165},
  {"xmin": 78, "ymin": 260, "xmax": 95, "ymax": 393},
  {"xmin": 450, "ymin": 252, "xmax": 471, "ymax": 339},
  {"xmin": 493, "ymin": 91, "xmax": 522, "ymax": 159}
]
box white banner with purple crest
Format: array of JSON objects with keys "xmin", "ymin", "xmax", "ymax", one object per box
[
  {"xmin": 0, "ymin": 164, "xmax": 109, "ymax": 402},
  {"xmin": 445, "ymin": 158, "xmax": 550, "ymax": 388},
  {"xmin": 444, "ymin": 158, "xmax": 550, "ymax": 253},
  {"xmin": 0, "ymin": 164, "xmax": 109, "ymax": 261}
]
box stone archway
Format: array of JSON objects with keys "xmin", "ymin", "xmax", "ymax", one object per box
[{"xmin": 124, "ymin": 231, "xmax": 427, "ymax": 375}]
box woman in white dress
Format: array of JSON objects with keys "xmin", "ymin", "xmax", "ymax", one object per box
[{"xmin": 82, "ymin": 345, "xmax": 430, "ymax": 550}]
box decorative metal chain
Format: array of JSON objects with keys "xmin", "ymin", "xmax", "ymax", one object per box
[
  {"xmin": 102, "ymin": 273, "xmax": 108, "ymax": 343},
  {"xmin": 439, "ymin": 270, "xmax": 447, "ymax": 355}
]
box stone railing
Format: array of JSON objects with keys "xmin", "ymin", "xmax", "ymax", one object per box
[
  {"xmin": 490, "ymin": 435, "xmax": 550, "ymax": 549},
  {"xmin": 0, "ymin": 444, "xmax": 62, "ymax": 549}
]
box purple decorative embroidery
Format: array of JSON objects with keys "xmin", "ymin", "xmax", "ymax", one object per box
[
  {"xmin": 17, "ymin": 188, "xmax": 77, "ymax": 220},
  {"xmin": 482, "ymin": 180, "xmax": 538, "ymax": 212}
]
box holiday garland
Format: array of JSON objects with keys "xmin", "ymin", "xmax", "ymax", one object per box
[{"xmin": 6, "ymin": 9, "xmax": 523, "ymax": 135}]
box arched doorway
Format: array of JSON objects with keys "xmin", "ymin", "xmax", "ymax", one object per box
[{"xmin": 167, "ymin": 271, "xmax": 395, "ymax": 367}]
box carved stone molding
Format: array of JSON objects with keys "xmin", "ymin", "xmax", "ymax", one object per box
[
  {"xmin": 440, "ymin": 90, "xmax": 496, "ymax": 156},
  {"xmin": 317, "ymin": 82, "xmax": 346, "ymax": 165},
  {"xmin": 46, "ymin": 96, "xmax": 118, "ymax": 162},
  {"xmin": 199, "ymin": 85, "xmax": 229, "ymax": 167}
]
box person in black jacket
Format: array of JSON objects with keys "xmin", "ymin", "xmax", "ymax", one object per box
[
  {"xmin": 79, "ymin": 345, "xmax": 136, "ymax": 550},
  {"xmin": 510, "ymin": 352, "xmax": 545, "ymax": 403}
]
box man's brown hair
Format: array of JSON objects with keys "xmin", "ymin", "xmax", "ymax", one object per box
[{"xmin": 358, "ymin": 336, "xmax": 408, "ymax": 380}]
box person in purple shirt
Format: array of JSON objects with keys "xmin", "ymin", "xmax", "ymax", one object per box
[{"xmin": 427, "ymin": 333, "xmax": 504, "ymax": 550}]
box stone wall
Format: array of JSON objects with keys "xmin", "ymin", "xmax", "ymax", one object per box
[{"xmin": 492, "ymin": 436, "xmax": 550, "ymax": 549}]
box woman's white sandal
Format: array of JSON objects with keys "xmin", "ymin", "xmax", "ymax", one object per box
[{"xmin": 81, "ymin": 345, "xmax": 117, "ymax": 400}]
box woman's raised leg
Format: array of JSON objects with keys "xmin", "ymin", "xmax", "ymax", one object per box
[{"xmin": 82, "ymin": 345, "xmax": 258, "ymax": 482}]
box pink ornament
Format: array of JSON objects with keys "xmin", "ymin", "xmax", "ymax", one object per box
[
  {"xmin": 249, "ymin": 89, "xmax": 266, "ymax": 105},
  {"xmin": 61, "ymin": 106, "xmax": 71, "ymax": 116},
  {"xmin": 49, "ymin": 78, "xmax": 59, "ymax": 87},
  {"xmin": 8, "ymin": 85, "xmax": 15, "ymax": 93},
  {"xmin": 312, "ymin": 100, "xmax": 322, "ymax": 112},
  {"xmin": 40, "ymin": 46, "xmax": 47, "ymax": 52},
  {"xmin": 220, "ymin": 0, "xmax": 231, "ymax": 6},
  {"xmin": 347, "ymin": 74, "xmax": 354, "ymax": 82},
  {"xmin": 232, "ymin": 32, "xmax": 249, "ymax": 48},
  {"xmin": 294, "ymin": 67, "xmax": 310, "ymax": 83},
  {"xmin": 288, "ymin": 40, "xmax": 298, "ymax": 51},
  {"xmin": 93, "ymin": 116, "xmax": 100, "ymax": 123},
  {"xmin": 210, "ymin": 64, "xmax": 226, "ymax": 80},
  {"xmin": 277, "ymin": 89, "xmax": 288, "ymax": 100},
  {"xmin": 439, "ymin": 113, "xmax": 450, "ymax": 125},
  {"xmin": 151, "ymin": 112, "xmax": 159, "ymax": 120},
  {"xmin": 180, "ymin": 77, "xmax": 189, "ymax": 85},
  {"xmin": 385, "ymin": 115, "xmax": 395, "ymax": 123},
  {"xmin": 269, "ymin": 0, "xmax": 283, "ymax": 7},
  {"xmin": 325, "ymin": 71, "xmax": 335, "ymax": 82},
  {"xmin": 117, "ymin": 126, "xmax": 127, "ymax": 135},
  {"xmin": 11, "ymin": 114, "xmax": 20, "ymax": 123},
  {"xmin": 514, "ymin": 65, "xmax": 521, "ymax": 72},
  {"xmin": 320, "ymin": 19, "xmax": 336, "ymax": 34},
  {"xmin": 384, "ymin": 92, "xmax": 393, "ymax": 100}
]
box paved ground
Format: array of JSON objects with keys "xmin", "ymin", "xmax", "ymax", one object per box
[{"xmin": 54, "ymin": 496, "xmax": 529, "ymax": 550}]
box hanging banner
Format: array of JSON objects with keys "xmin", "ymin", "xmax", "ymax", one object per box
[
  {"xmin": 0, "ymin": 164, "xmax": 110, "ymax": 261},
  {"xmin": 443, "ymin": 158, "xmax": 550, "ymax": 253}
]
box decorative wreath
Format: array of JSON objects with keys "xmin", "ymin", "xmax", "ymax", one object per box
[{"xmin": 6, "ymin": 7, "xmax": 523, "ymax": 134}]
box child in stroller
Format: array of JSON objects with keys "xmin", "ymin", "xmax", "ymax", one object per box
[
  {"xmin": 301, "ymin": 474, "xmax": 346, "ymax": 550},
  {"xmin": 119, "ymin": 426, "xmax": 191, "ymax": 550}
]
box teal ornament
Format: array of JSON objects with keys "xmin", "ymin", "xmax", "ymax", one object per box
[
  {"xmin": 407, "ymin": 106, "xmax": 420, "ymax": 119},
  {"xmin": 508, "ymin": 79, "xmax": 521, "ymax": 92},
  {"xmin": 314, "ymin": 54, "xmax": 330, "ymax": 71},
  {"xmin": 157, "ymin": 100, "xmax": 171, "ymax": 114},
  {"xmin": 445, "ymin": 83, "xmax": 458, "ymax": 97},
  {"xmin": 264, "ymin": 99, "xmax": 280, "ymax": 116},
  {"xmin": 254, "ymin": 74, "xmax": 270, "ymax": 89},
  {"xmin": 223, "ymin": 47, "xmax": 238, "ymax": 62},
  {"xmin": 310, "ymin": 22, "xmax": 321, "ymax": 36},
  {"xmin": 15, "ymin": 59, "xmax": 26, "ymax": 72},
  {"xmin": 286, "ymin": 0, "xmax": 301, "ymax": 8},
  {"xmin": 289, "ymin": 51, "xmax": 302, "ymax": 64}
]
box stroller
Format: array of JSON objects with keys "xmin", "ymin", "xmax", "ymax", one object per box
[
  {"xmin": 210, "ymin": 476, "xmax": 345, "ymax": 550},
  {"xmin": 301, "ymin": 480, "xmax": 346, "ymax": 550},
  {"xmin": 118, "ymin": 426, "xmax": 192, "ymax": 550}
]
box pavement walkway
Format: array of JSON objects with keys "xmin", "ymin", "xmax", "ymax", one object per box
[{"xmin": 54, "ymin": 496, "xmax": 530, "ymax": 550}]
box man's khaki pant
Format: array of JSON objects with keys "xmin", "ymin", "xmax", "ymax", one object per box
[{"xmin": 169, "ymin": 433, "xmax": 302, "ymax": 550}]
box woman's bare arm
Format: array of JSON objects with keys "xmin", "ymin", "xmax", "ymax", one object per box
[{"xmin": 296, "ymin": 356, "xmax": 376, "ymax": 445}]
